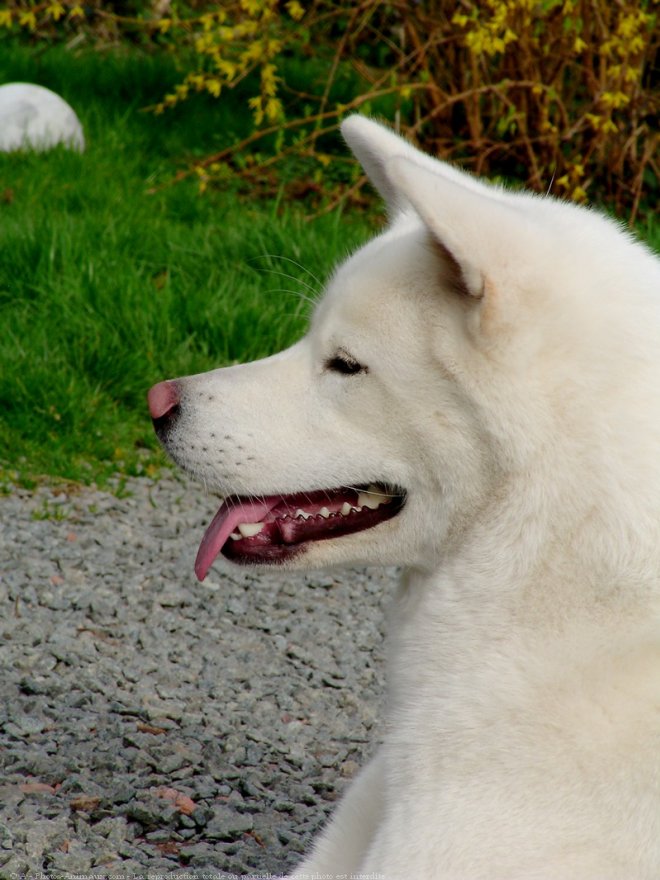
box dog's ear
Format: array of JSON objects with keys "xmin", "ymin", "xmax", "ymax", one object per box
[
  {"xmin": 342, "ymin": 116, "xmax": 541, "ymax": 303},
  {"xmin": 341, "ymin": 115, "xmax": 502, "ymax": 215},
  {"xmin": 341, "ymin": 115, "xmax": 416, "ymax": 213},
  {"xmin": 387, "ymin": 155, "xmax": 514, "ymax": 300}
]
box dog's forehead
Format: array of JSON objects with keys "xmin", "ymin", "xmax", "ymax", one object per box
[{"xmin": 315, "ymin": 219, "xmax": 434, "ymax": 332}]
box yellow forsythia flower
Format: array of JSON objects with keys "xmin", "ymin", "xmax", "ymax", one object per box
[
  {"xmin": 261, "ymin": 63, "xmax": 279, "ymax": 97},
  {"xmin": 286, "ymin": 0, "xmax": 305, "ymax": 20},
  {"xmin": 240, "ymin": 0, "xmax": 262, "ymax": 15},
  {"xmin": 265, "ymin": 96, "xmax": 282, "ymax": 121},
  {"xmin": 206, "ymin": 78, "xmax": 222, "ymax": 97},
  {"xmin": 217, "ymin": 58, "xmax": 237, "ymax": 80},
  {"xmin": 47, "ymin": 2, "xmax": 65, "ymax": 21},
  {"xmin": 19, "ymin": 10, "xmax": 36, "ymax": 29},
  {"xmin": 601, "ymin": 91, "xmax": 630, "ymax": 109},
  {"xmin": 188, "ymin": 74, "xmax": 206, "ymax": 90},
  {"xmin": 248, "ymin": 95, "xmax": 264, "ymax": 125}
]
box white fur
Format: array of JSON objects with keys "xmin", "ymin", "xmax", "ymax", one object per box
[{"xmin": 159, "ymin": 116, "xmax": 660, "ymax": 878}]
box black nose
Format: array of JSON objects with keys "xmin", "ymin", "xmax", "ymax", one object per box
[{"xmin": 147, "ymin": 380, "xmax": 181, "ymax": 439}]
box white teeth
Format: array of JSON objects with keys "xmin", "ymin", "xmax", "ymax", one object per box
[
  {"xmin": 319, "ymin": 507, "xmax": 331, "ymax": 518},
  {"xmin": 238, "ymin": 522, "xmax": 264, "ymax": 538},
  {"xmin": 295, "ymin": 508, "xmax": 312, "ymax": 520},
  {"xmin": 229, "ymin": 532, "xmax": 241, "ymax": 540},
  {"xmin": 340, "ymin": 502, "xmax": 352, "ymax": 516},
  {"xmin": 357, "ymin": 488, "xmax": 391, "ymax": 510}
]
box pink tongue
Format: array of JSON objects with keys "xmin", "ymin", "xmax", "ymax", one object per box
[{"xmin": 194, "ymin": 497, "xmax": 279, "ymax": 581}]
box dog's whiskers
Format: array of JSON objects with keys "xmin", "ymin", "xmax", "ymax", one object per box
[
  {"xmin": 257, "ymin": 253, "xmax": 323, "ymax": 291},
  {"xmin": 262, "ymin": 268, "xmax": 320, "ymax": 299},
  {"xmin": 266, "ymin": 286, "xmax": 318, "ymax": 308},
  {"xmin": 345, "ymin": 484, "xmax": 400, "ymax": 499}
]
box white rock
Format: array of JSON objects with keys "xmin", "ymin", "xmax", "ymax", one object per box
[{"xmin": 0, "ymin": 82, "xmax": 85, "ymax": 152}]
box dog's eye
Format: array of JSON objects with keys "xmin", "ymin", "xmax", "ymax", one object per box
[{"xmin": 325, "ymin": 352, "xmax": 366, "ymax": 376}]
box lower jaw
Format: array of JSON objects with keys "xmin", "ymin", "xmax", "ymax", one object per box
[{"xmin": 222, "ymin": 540, "xmax": 305, "ymax": 565}]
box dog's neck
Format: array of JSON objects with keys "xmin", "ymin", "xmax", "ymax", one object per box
[
  {"xmin": 383, "ymin": 557, "xmax": 660, "ymax": 780},
  {"xmin": 385, "ymin": 470, "xmax": 660, "ymax": 729}
]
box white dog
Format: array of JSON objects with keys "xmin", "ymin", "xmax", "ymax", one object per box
[{"xmin": 148, "ymin": 115, "xmax": 660, "ymax": 879}]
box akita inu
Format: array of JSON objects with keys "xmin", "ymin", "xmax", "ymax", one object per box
[{"xmin": 149, "ymin": 116, "xmax": 660, "ymax": 879}]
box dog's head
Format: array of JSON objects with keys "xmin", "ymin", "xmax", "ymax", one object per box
[{"xmin": 149, "ymin": 116, "xmax": 660, "ymax": 582}]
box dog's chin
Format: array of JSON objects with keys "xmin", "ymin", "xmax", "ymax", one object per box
[{"xmin": 193, "ymin": 483, "xmax": 407, "ymax": 579}]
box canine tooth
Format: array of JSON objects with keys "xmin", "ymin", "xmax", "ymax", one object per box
[
  {"xmin": 229, "ymin": 532, "xmax": 241, "ymax": 540},
  {"xmin": 340, "ymin": 502, "xmax": 352, "ymax": 516},
  {"xmin": 238, "ymin": 522, "xmax": 264, "ymax": 538},
  {"xmin": 319, "ymin": 507, "xmax": 330, "ymax": 518}
]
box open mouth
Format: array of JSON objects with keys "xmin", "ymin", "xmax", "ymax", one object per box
[{"xmin": 194, "ymin": 483, "xmax": 406, "ymax": 580}]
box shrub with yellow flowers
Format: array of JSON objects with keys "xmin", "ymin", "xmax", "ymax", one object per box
[
  {"xmin": 1, "ymin": 0, "xmax": 657, "ymax": 218},
  {"xmin": 444, "ymin": 0, "xmax": 658, "ymax": 218}
]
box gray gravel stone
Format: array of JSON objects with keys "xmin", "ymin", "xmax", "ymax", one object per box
[
  {"xmin": 205, "ymin": 805, "xmax": 254, "ymax": 840},
  {"xmin": 0, "ymin": 471, "xmax": 393, "ymax": 876}
]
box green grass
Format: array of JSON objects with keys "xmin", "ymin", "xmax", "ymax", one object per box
[
  {"xmin": 0, "ymin": 45, "xmax": 376, "ymax": 486},
  {"xmin": 1, "ymin": 44, "xmax": 658, "ymax": 488}
]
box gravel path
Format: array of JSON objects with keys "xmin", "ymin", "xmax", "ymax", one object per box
[{"xmin": 0, "ymin": 472, "xmax": 394, "ymax": 879}]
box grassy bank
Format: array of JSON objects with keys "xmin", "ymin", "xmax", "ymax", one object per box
[
  {"xmin": 0, "ymin": 46, "xmax": 376, "ymax": 487},
  {"xmin": 1, "ymin": 45, "xmax": 658, "ymax": 488}
]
